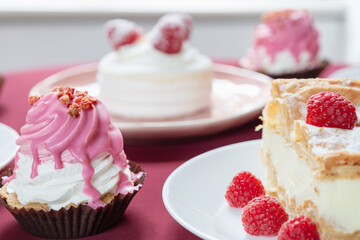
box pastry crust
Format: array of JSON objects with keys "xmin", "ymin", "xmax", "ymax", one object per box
[
  {"xmin": 264, "ymin": 78, "xmax": 360, "ymax": 179},
  {"xmin": 261, "ymin": 78, "xmax": 360, "ymax": 239}
]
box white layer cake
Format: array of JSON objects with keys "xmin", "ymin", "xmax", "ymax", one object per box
[
  {"xmin": 261, "ymin": 78, "xmax": 360, "ymax": 240},
  {"xmin": 98, "ymin": 32, "xmax": 212, "ymax": 119}
]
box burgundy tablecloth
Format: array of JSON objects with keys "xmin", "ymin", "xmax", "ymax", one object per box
[{"xmin": 0, "ymin": 63, "xmax": 341, "ymax": 240}]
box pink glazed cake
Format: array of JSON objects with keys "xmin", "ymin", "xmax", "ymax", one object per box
[
  {"xmin": 240, "ymin": 9, "xmax": 327, "ymax": 78},
  {"xmin": 0, "ymin": 87, "xmax": 145, "ymax": 238}
]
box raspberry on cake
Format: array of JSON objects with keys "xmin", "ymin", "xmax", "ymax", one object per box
[
  {"xmin": 97, "ymin": 13, "xmax": 213, "ymax": 120},
  {"xmin": 306, "ymin": 91, "xmax": 357, "ymax": 129},
  {"xmin": 105, "ymin": 19, "xmax": 143, "ymax": 50},
  {"xmin": 152, "ymin": 13, "xmax": 189, "ymax": 54},
  {"xmin": 261, "ymin": 78, "xmax": 360, "ymax": 240}
]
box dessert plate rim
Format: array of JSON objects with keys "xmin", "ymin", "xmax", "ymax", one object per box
[
  {"xmin": 0, "ymin": 123, "xmax": 19, "ymax": 171},
  {"xmin": 162, "ymin": 139, "xmax": 275, "ymax": 240},
  {"xmin": 29, "ymin": 63, "xmax": 272, "ymax": 141},
  {"xmin": 327, "ymin": 65, "xmax": 360, "ymax": 79}
]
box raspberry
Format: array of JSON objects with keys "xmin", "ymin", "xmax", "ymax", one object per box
[
  {"xmin": 105, "ymin": 19, "xmax": 142, "ymax": 50},
  {"xmin": 179, "ymin": 13, "xmax": 193, "ymax": 40},
  {"xmin": 278, "ymin": 215, "xmax": 320, "ymax": 240},
  {"xmin": 306, "ymin": 92, "xmax": 357, "ymax": 129},
  {"xmin": 225, "ymin": 171, "xmax": 265, "ymax": 208},
  {"xmin": 241, "ymin": 195, "xmax": 289, "ymax": 236},
  {"xmin": 152, "ymin": 14, "xmax": 188, "ymax": 54}
]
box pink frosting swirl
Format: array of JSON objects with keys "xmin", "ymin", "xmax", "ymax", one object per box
[
  {"xmin": 256, "ymin": 9, "xmax": 319, "ymax": 62},
  {"xmin": 4, "ymin": 90, "xmax": 135, "ymax": 209},
  {"xmin": 241, "ymin": 9, "xmax": 319, "ymax": 72}
]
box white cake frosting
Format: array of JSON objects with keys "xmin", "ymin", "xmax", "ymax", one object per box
[{"xmin": 97, "ymin": 25, "xmax": 213, "ymax": 119}]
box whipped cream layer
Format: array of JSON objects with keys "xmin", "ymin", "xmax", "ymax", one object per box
[
  {"xmin": 6, "ymin": 152, "xmax": 133, "ymax": 210},
  {"xmin": 241, "ymin": 10, "xmax": 319, "ymax": 75},
  {"xmin": 97, "ymin": 38, "xmax": 213, "ymax": 119},
  {"xmin": 241, "ymin": 47, "xmax": 317, "ymax": 75},
  {"xmin": 262, "ymin": 124, "xmax": 360, "ymax": 234},
  {"xmin": 3, "ymin": 91, "xmax": 140, "ymax": 210}
]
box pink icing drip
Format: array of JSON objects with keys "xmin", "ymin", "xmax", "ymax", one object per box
[
  {"xmin": 12, "ymin": 92, "xmax": 130, "ymax": 209},
  {"xmin": 117, "ymin": 171, "xmax": 135, "ymax": 194},
  {"xmin": 250, "ymin": 10, "xmax": 319, "ymax": 65}
]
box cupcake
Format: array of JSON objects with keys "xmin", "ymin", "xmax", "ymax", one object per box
[
  {"xmin": 240, "ymin": 9, "xmax": 328, "ymax": 78},
  {"xmin": 0, "ymin": 87, "xmax": 145, "ymax": 238},
  {"xmin": 97, "ymin": 13, "xmax": 213, "ymax": 120}
]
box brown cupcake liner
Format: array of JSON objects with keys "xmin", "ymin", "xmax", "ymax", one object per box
[
  {"xmin": 0, "ymin": 75, "xmax": 4, "ymax": 93},
  {"xmin": 0, "ymin": 161, "xmax": 146, "ymax": 239},
  {"xmin": 264, "ymin": 60, "xmax": 329, "ymax": 79}
]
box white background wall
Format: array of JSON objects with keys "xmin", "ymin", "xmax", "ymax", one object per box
[{"xmin": 0, "ymin": 0, "xmax": 349, "ymax": 73}]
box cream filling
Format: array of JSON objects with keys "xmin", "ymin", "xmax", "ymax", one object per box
[{"xmin": 262, "ymin": 125, "xmax": 360, "ymax": 234}]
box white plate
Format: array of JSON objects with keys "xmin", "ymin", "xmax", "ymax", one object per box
[
  {"xmin": 29, "ymin": 63, "xmax": 272, "ymax": 142},
  {"xmin": 0, "ymin": 123, "xmax": 19, "ymax": 170},
  {"xmin": 163, "ymin": 140, "xmax": 276, "ymax": 240},
  {"xmin": 327, "ymin": 65, "xmax": 360, "ymax": 79}
]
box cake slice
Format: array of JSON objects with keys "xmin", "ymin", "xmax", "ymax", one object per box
[{"xmin": 261, "ymin": 78, "xmax": 360, "ymax": 240}]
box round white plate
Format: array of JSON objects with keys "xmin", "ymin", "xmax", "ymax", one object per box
[
  {"xmin": 327, "ymin": 65, "xmax": 360, "ymax": 79},
  {"xmin": 29, "ymin": 63, "xmax": 272, "ymax": 142},
  {"xmin": 0, "ymin": 123, "xmax": 19, "ymax": 170},
  {"xmin": 163, "ymin": 140, "xmax": 276, "ymax": 240}
]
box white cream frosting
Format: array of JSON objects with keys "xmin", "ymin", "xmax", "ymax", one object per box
[
  {"xmin": 97, "ymin": 36, "xmax": 213, "ymax": 119},
  {"xmin": 262, "ymin": 125, "xmax": 360, "ymax": 234},
  {"xmin": 6, "ymin": 152, "xmax": 132, "ymax": 210},
  {"xmin": 241, "ymin": 47, "xmax": 318, "ymax": 75}
]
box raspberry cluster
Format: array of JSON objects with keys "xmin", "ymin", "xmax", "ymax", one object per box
[
  {"xmin": 104, "ymin": 13, "xmax": 192, "ymax": 55},
  {"xmin": 225, "ymin": 171, "xmax": 320, "ymax": 239}
]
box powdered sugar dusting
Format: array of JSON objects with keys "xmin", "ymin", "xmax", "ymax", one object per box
[
  {"xmin": 300, "ymin": 121, "xmax": 360, "ymax": 155},
  {"xmin": 157, "ymin": 14, "xmax": 184, "ymax": 29},
  {"xmin": 106, "ymin": 19, "xmax": 140, "ymax": 40},
  {"xmin": 105, "ymin": 19, "xmax": 142, "ymax": 50},
  {"xmin": 356, "ymin": 106, "xmax": 360, "ymax": 124},
  {"xmin": 287, "ymin": 95, "xmax": 307, "ymax": 120}
]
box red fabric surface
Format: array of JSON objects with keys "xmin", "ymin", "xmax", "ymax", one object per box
[
  {"xmin": 0, "ymin": 62, "xmax": 341, "ymax": 240},
  {"xmin": 318, "ymin": 63, "xmax": 347, "ymax": 78}
]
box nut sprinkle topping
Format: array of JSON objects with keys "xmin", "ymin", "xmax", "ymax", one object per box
[
  {"xmin": 51, "ymin": 86, "xmax": 98, "ymax": 118},
  {"xmin": 28, "ymin": 95, "xmax": 42, "ymax": 106}
]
